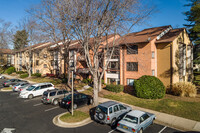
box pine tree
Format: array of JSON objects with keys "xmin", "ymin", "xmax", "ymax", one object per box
[{"xmin": 13, "ymin": 30, "xmax": 29, "ymax": 50}]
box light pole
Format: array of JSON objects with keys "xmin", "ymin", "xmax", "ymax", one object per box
[{"xmin": 71, "ymin": 70, "xmax": 74, "ymax": 116}]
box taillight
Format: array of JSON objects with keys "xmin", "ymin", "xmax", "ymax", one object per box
[
  {"xmin": 20, "ymin": 89, "xmax": 22, "ymax": 91},
  {"xmin": 117, "ymin": 123, "xmax": 120, "ymax": 127},
  {"xmin": 132, "ymin": 128, "xmax": 135, "ymax": 132},
  {"xmin": 67, "ymin": 101, "xmax": 71, "ymax": 104},
  {"xmin": 15, "ymin": 87, "xmax": 16, "ymax": 88},
  {"xmin": 107, "ymin": 116, "xmax": 110, "ymax": 120},
  {"xmin": 47, "ymin": 99, "xmax": 49, "ymax": 101}
]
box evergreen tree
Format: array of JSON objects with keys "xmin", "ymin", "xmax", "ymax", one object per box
[{"xmin": 13, "ymin": 30, "xmax": 29, "ymax": 50}]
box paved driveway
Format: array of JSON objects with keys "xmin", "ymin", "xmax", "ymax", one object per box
[{"xmin": 0, "ymin": 79, "xmax": 187, "ymax": 133}]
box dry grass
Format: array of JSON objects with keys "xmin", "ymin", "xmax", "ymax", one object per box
[{"xmin": 170, "ymin": 82, "xmax": 197, "ymax": 97}]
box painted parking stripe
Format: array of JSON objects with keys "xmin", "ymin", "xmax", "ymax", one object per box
[
  {"xmin": 24, "ymin": 97, "xmax": 41, "ymax": 102},
  {"xmin": 33, "ymin": 103, "xmax": 43, "ymax": 106},
  {"xmin": 108, "ymin": 129, "xmax": 115, "ymax": 133},
  {"xmin": 158, "ymin": 126, "xmax": 167, "ymax": 133},
  {"xmin": 45, "ymin": 106, "xmax": 59, "ymax": 112}
]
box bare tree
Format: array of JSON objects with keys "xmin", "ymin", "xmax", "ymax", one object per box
[{"xmin": 0, "ymin": 19, "xmax": 12, "ymax": 49}]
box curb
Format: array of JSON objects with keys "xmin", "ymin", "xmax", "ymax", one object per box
[
  {"xmin": 0, "ymin": 89, "xmax": 12, "ymax": 92},
  {"xmin": 53, "ymin": 112, "xmax": 92, "ymax": 128}
]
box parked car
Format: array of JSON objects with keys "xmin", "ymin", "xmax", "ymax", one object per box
[
  {"xmin": 0, "ymin": 74, "xmax": 5, "ymax": 79},
  {"xmin": 94, "ymin": 101, "xmax": 132, "ymax": 126},
  {"xmin": 3, "ymin": 79, "xmax": 26, "ymax": 87},
  {"xmin": 18, "ymin": 84, "xmax": 32, "ymax": 92},
  {"xmin": 60, "ymin": 93, "xmax": 93, "ymax": 109},
  {"xmin": 41, "ymin": 89, "xmax": 69, "ymax": 105},
  {"xmin": 19, "ymin": 82, "xmax": 55, "ymax": 99},
  {"xmin": 116, "ymin": 110, "xmax": 156, "ymax": 133},
  {"xmin": 12, "ymin": 82, "xmax": 30, "ymax": 92}
]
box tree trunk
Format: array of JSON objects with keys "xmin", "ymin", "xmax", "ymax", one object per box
[
  {"xmin": 98, "ymin": 78, "xmax": 102, "ymax": 92},
  {"xmin": 93, "ymin": 72, "xmax": 99, "ymax": 106}
]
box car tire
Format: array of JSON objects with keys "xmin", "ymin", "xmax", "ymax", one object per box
[
  {"xmin": 111, "ymin": 118, "xmax": 117, "ymax": 126},
  {"xmin": 73, "ymin": 104, "xmax": 77, "ymax": 110},
  {"xmin": 139, "ymin": 129, "xmax": 143, "ymax": 133},
  {"xmin": 53, "ymin": 99, "xmax": 59, "ymax": 105},
  {"xmin": 28, "ymin": 94, "xmax": 33, "ymax": 99}
]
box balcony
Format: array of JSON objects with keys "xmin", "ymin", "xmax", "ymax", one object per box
[{"xmin": 77, "ymin": 55, "xmax": 85, "ymax": 61}]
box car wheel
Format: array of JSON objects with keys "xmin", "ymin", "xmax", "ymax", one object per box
[
  {"xmin": 151, "ymin": 119, "xmax": 154, "ymax": 125},
  {"xmin": 139, "ymin": 129, "xmax": 143, "ymax": 133},
  {"xmin": 97, "ymin": 112, "xmax": 105, "ymax": 120},
  {"xmin": 111, "ymin": 118, "xmax": 117, "ymax": 126},
  {"xmin": 53, "ymin": 99, "xmax": 59, "ymax": 105},
  {"xmin": 28, "ymin": 94, "xmax": 33, "ymax": 99},
  {"xmin": 90, "ymin": 98, "xmax": 93, "ymax": 104},
  {"xmin": 73, "ymin": 104, "xmax": 77, "ymax": 110}
]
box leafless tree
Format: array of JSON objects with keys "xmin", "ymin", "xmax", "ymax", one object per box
[{"xmin": 0, "ymin": 19, "xmax": 12, "ymax": 49}]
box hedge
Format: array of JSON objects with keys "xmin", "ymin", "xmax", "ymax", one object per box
[
  {"xmin": 20, "ymin": 73, "xmax": 29, "ymax": 78},
  {"xmin": 134, "ymin": 75, "xmax": 165, "ymax": 99},
  {"xmin": 31, "ymin": 73, "xmax": 41, "ymax": 77},
  {"xmin": 105, "ymin": 84, "xmax": 124, "ymax": 93},
  {"xmin": 5, "ymin": 67, "xmax": 16, "ymax": 75}
]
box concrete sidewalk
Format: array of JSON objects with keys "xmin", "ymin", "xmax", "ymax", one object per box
[
  {"xmin": 99, "ymin": 97, "xmax": 200, "ymax": 132},
  {"xmin": 2, "ymin": 74, "xmax": 200, "ymax": 131},
  {"xmin": 2, "ymin": 74, "xmax": 38, "ymax": 84}
]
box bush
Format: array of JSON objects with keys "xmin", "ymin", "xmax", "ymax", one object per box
[
  {"xmin": 16, "ymin": 71, "xmax": 26, "ymax": 74},
  {"xmin": 170, "ymin": 82, "xmax": 197, "ymax": 97},
  {"xmin": 5, "ymin": 67, "xmax": 16, "ymax": 75},
  {"xmin": 31, "ymin": 73, "xmax": 41, "ymax": 77},
  {"xmin": 82, "ymin": 79, "xmax": 89, "ymax": 84},
  {"xmin": 20, "ymin": 73, "xmax": 29, "ymax": 78},
  {"xmin": 134, "ymin": 75, "xmax": 165, "ymax": 99},
  {"xmin": 105, "ymin": 84, "xmax": 124, "ymax": 93}
]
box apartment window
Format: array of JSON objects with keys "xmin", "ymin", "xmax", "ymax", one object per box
[
  {"xmin": 0, "ymin": 54, "xmax": 3, "ymax": 57},
  {"xmin": 43, "ymin": 54, "xmax": 47, "ymax": 58},
  {"xmin": 36, "ymin": 70, "xmax": 40, "ymax": 73},
  {"xmin": 152, "ymin": 51, "xmax": 155, "ymax": 59},
  {"xmin": 152, "ymin": 70, "xmax": 155, "ymax": 76},
  {"xmin": 50, "ymin": 52, "xmax": 54, "ymax": 56},
  {"xmin": 127, "ymin": 45, "xmax": 138, "ymax": 54},
  {"xmin": 44, "ymin": 64, "xmax": 47, "ymax": 68},
  {"xmin": 127, "ymin": 62, "xmax": 138, "ymax": 71},
  {"xmin": 107, "ymin": 78, "xmax": 120, "ymax": 85},
  {"xmin": 36, "ymin": 60, "xmax": 39, "ymax": 66},
  {"xmin": 36, "ymin": 52, "xmax": 39, "ymax": 57},
  {"xmin": 51, "ymin": 60, "xmax": 54, "ymax": 66},
  {"xmin": 127, "ymin": 79, "xmax": 134, "ymax": 86},
  {"xmin": 0, "ymin": 59, "xmax": 3, "ymax": 63}
]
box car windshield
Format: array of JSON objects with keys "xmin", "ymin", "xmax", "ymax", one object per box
[
  {"xmin": 64, "ymin": 94, "xmax": 72, "ymax": 101},
  {"xmin": 15, "ymin": 83, "xmax": 21, "ymax": 86},
  {"xmin": 26, "ymin": 86, "xmax": 36, "ymax": 91},
  {"xmin": 43, "ymin": 91, "xmax": 48, "ymax": 97},
  {"xmin": 123, "ymin": 115, "xmax": 138, "ymax": 124},
  {"xmin": 96, "ymin": 105, "xmax": 107, "ymax": 114}
]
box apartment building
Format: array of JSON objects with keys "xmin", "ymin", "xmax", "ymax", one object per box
[
  {"xmin": 111, "ymin": 25, "xmax": 193, "ymax": 87},
  {"xmin": 0, "ymin": 49, "xmax": 14, "ymax": 67}
]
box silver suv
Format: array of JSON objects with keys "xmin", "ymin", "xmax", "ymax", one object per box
[
  {"xmin": 41, "ymin": 89, "xmax": 69, "ymax": 105},
  {"xmin": 94, "ymin": 101, "xmax": 132, "ymax": 126}
]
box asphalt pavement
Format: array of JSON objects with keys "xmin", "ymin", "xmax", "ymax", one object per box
[{"xmin": 0, "ymin": 79, "xmax": 194, "ymax": 133}]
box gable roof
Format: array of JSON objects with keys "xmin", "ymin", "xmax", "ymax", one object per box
[
  {"xmin": 120, "ymin": 25, "xmax": 172, "ymax": 44},
  {"xmin": 0, "ymin": 49, "xmax": 13, "ymax": 54}
]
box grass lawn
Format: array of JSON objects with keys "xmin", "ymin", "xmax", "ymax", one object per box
[
  {"xmin": 74, "ymin": 82, "xmax": 87, "ymax": 90},
  {"xmin": 103, "ymin": 91, "xmax": 200, "ymax": 122},
  {"xmin": 2, "ymin": 87, "xmax": 12, "ymax": 90},
  {"xmin": 27, "ymin": 77, "xmax": 62, "ymax": 85},
  {"xmin": 60, "ymin": 110, "xmax": 89, "ymax": 123}
]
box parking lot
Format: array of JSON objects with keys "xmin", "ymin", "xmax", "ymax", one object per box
[{"xmin": 0, "ymin": 79, "xmax": 187, "ymax": 133}]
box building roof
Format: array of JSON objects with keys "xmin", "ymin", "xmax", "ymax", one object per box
[
  {"xmin": 120, "ymin": 25, "xmax": 172, "ymax": 44},
  {"xmin": 0, "ymin": 49, "xmax": 13, "ymax": 54},
  {"xmin": 155, "ymin": 28, "xmax": 185, "ymax": 43}
]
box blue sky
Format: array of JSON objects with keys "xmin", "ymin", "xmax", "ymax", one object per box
[{"xmin": 0, "ymin": 0, "xmax": 191, "ymax": 32}]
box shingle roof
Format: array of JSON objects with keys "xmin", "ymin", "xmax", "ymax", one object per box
[
  {"xmin": 155, "ymin": 28, "xmax": 185, "ymax": 43},
  {"xmin": 0, "ymin": 49, "xmax": 13, "ymax": 54},
  {"xmin": 120, "ymin": 25, "xmax": 172, "ymax": 44}
]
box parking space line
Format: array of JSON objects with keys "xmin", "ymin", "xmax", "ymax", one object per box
[
  {"xmin": 108, "ymin": 129, "xmax": 115, "ymax": 133},
  {"xmin": 45, "ymin": 106, "xmax": 59, "ymax": 112},
  {"xmin": 158, "ymin": 126, "xmax": 167, "ymax": 133},
  {"xmin": 24, "ymin": 97, "xmax": 41, "ymax": 102},
  {"xmin": 33, "ymin": 103, "xmax": 43, "ymax": 106}
]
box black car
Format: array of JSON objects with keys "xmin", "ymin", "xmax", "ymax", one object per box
[
  {"xmin": 3, "ymin": 79, "xmax": 26, "ymax": 87},
  {"xmin": 60, "ymin": 93, "xmax": 93, "ymax": 109}
]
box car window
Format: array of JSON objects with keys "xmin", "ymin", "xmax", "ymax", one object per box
[
  {"xmin": 109, "ymin": 107, "xmax": 113, "ymax": 114},
  {"xmin": 43, "ymin": 91, "xmax": 48, "ymax": 97},
  {"xmin": 11, "ymin": 79, "xmax": 15, "ymax": 82},
  {"xmin": 96, "ymin": 105, "xmax": 108, "ymax": 114},
  {"xmin": 119, "ymin": 104, "xmax": 126, "ymax": 110},
  {"xmin": 77, "ymin": 94, "xmax": 81, "ymax": 99},
  {"xmin": 47, "ymin": 84, "xmax": 53, "ymax": 87},
  {"xmin": 81, "ymin": 94, "xmax": 87, "ymax": 98},
  {"xmin": 114, "ymin": 105, "xmax": 119, "ymax": 112},
  {"xmin": 140, "ymin": 114, "xmax": 149, "ymax": 123},
  {"xmin": 63, "ymin": 90, "xmax": 68, "ymax": 94},
  {"xmin": 41, "ymin": 85, "xmax": 47, "ymax": 89},
  {"xmin": 35, "ymin": 86, "xmax": 41, "ymax": 91},
  {"xmin": 123, "ymin": 115, "xmax": 138, "ymax": 124},
  {"xmin": 50, "ymin": 91, "xmax": 56, "ymax": 96},
  {"xmin": 27, "ymin": 86, "xmax": 36, "ymax": 91},
  {"xmin": 57, "ymin": 90, "xmax": 63, "ymax": 95},
  {"xmin": 143, "ymin": 114, "xmax": 149, "ymax": 120}
]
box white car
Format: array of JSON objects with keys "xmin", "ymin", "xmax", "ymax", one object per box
[
  {"xmin": 19, "ymin": 83, "xmax": 55, "ymax": 99},
  {"xmin": 12, "ymin": 82, "xmax": 30, "ymax": 92},
  {"xmin": 0, "ymin": 74, "xmax": 5, "ymax": 79}
]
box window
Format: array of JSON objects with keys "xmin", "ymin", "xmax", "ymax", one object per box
[
  {"xmin": 107, "ymin": 78, "xmax": 120, "ymax": 85},
  {"xmin": 0, "ymin": 59, "xmax": 3, "ymax": 63},
  {"xmin": 140, "ymin": 114, "xmax": 149, "ymax": 123},
  {"xmin": 57, "ymin": 91, "xmax": 63, "ymax": 95},
  {"xmin": 51, "ymin": 60, "xmax": 54, "ymax": 66},
  {"xmin": 43, "ymin": 54, "xmax": 47, "ymax": 58},
  {"xmin": 127, "ymin": 62, "xmax": 138, "ymax": 71},
  {"xmin": 35, "ymin": 86, "xmax": 41, "ymax": 91},
  {"xmin": 81, "ymin": 94, "xmax": 87, "ymax": 98},
  {"xmin": 127, "ymin": 45, "xmax": 138, "ymax": 54},
  {"xmin": 113, "ymin": 105, "xmax": 119, "ymax": 112},
  {"xmin": 109, "ymin": 107, "xmax": 113, "ymax": 114},
  {"xmin": 50, "ymin": 52, "xmax": 54, "ymax": 56},
  {"xmin": 36, "ymin": 70, "xmax": 40, "ymax": 73},
  {"xmin": 119, "ymin": 104, "xmax": 126, "ymax": 110},
  {"xmin": 127, "ymin": 79, "xmax": 134, "ymax": 86},
  {"xmin": 152, "ymin": 51, "xmax": 155, "ymax": 59},
  {"xmin": 44, "ymin": 64, "xmax": 47, "ymax": 68},
  {"xmin": 50, "ymin": 92, "xmax": 56, "ymax": 96},
  {"xmin": 47, "ymin": 84, "xmax": 53, "ymax": 87},
  {"xmin": 152, "ymin": 70, "xmax": 155, "ymax": 76},
  {"xmin": 36, "ymin": 60, "xmax": 39, "ymax": 66},
  {"xmin": 37, "ymin": 52, "xmax": 39, "ymax": 57}
]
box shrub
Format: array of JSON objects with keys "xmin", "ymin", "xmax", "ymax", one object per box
[
  {"xmin": 16, "ymin": 71, "xmax": 26, "ymax": 74},
  {"xmin": 20, "ymin": 73, "xmax": 29, "ymax": 78},
  {"xmin": 105, "ymin": 84, "xmax": 124, "ymax": 93},
  {"xmin": 134, "ymin": 75, "xmax": 165, "ymax": 99},
  {"xmin": 82, "ymin": 79, "xmax": 88, "ymax": 84},
  {"xmin": 31, "ymin": 73, "xmax": 41, "ymax": 77},
  {"xmin": 170, "ymin": 82, "xmax": 197, "ymax": 97},
  {"xmin": 5, "ymin": 67, "xmax": 16, "ymax": 75}
]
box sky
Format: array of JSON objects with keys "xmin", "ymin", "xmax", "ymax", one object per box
[{"xmin": 0, "ymin": 0, "xmax": 191, "ymax": 32}]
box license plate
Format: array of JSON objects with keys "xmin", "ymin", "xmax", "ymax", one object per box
[{"xmin": 123, "ymin": 126, "xmax": 128, "ymax": 129}]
